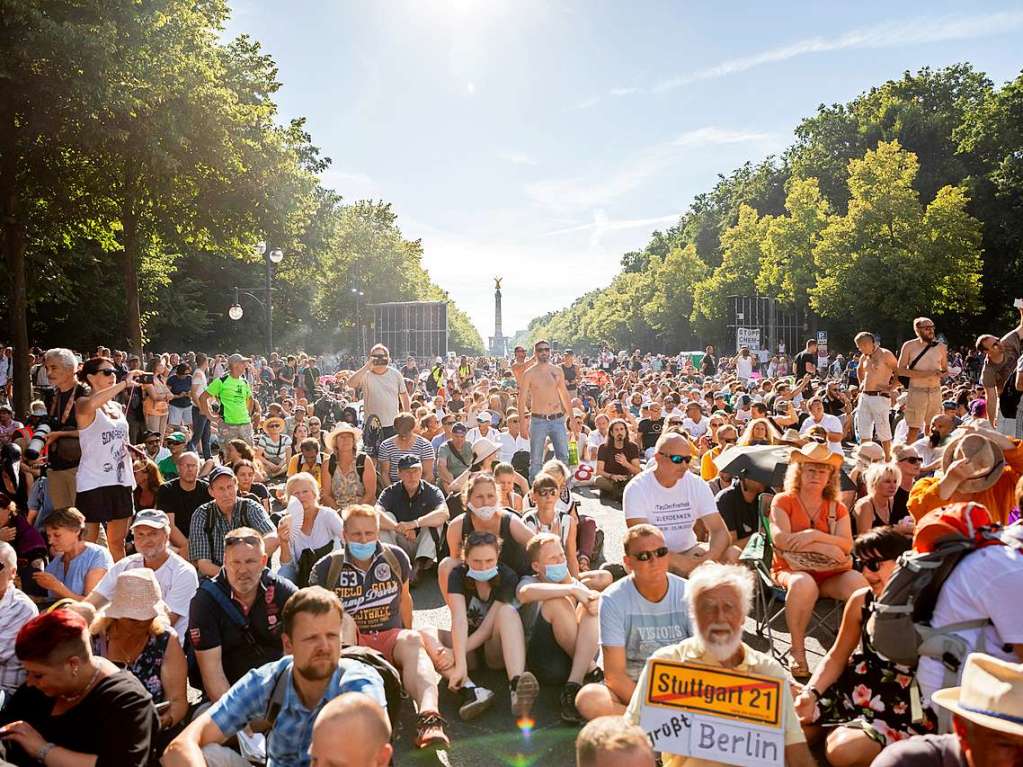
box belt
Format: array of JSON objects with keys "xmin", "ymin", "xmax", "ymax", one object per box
[
  {"xmin": 531, "ymin": 412, "xmax": 565, "ymax": 421},
  {"xmin": 863, "ymin": 391, "xmax": 888, "ymax": 397}
]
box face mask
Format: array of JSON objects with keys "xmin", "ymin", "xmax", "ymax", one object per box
[
  {"xmin": 545, "ymin": 562, "xmax": 570, "ymax": 582},
  {"xmin": 468, "ymin": 565, "xmax": 498, "ymax": 582},
  {"xmin": 471, "ymin": 505, "xmax": 499, "ymax": 521},
  {"xmin": 347, "ymin": 540, "xmax": 377, "ymax": 560}
]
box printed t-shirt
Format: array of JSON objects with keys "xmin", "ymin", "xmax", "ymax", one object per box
[
  {"xmin": 309, "ymin": 543, "xmax": 410, "ymax": 632},
  {"xmin": 622, "ymin": 469, "xmax": 717, "ymax": 552}
]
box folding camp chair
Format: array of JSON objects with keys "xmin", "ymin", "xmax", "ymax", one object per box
[{"xmin": 740, "ymin": 494, "xmax": 844, "ymax": 665}]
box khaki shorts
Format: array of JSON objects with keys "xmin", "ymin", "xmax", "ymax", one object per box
[
  {"xmin": 48, "ymin": 467, "xmax": 78, "ymax": 509},
  {"xmin": 904, "ymin": 387, "xmax": 942, "ymax": 430}
]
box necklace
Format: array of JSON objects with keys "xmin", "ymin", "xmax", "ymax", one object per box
[{"xmin": 60, "ymin": 664, "xmax": 100, "ymax": 704}]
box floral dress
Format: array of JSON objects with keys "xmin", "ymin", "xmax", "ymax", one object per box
[
  {"xmin": 330, "ymin": 462, "xmax": 364, "ymax": 508},
  {"xmin": 815, "ymin": 591, "xmax": 937, "ymax": 745},
  {"xmin": 95, "ymin": 630, "xmax": 170, "ymax": 702}
]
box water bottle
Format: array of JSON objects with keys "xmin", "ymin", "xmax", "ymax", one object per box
[{"xmin": 568, "ymin": 438, "xmax": 579, "ymax": 466}]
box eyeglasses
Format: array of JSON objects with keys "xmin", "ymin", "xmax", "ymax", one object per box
[
  {"xmin": 658, "ymin": 452, "xmax": 692, "ymax": 465},
  {"xmin": 899, "ymin": 456, "xmax": 923, "ymax": 465},
  {"xmin": 95, "ymin": 368, "xmax": 116, "ymax": 376},
  {"xmin": 856, "ymin": 558, "xmax": 883, "ymax": 573},
  {"xmin": 225, "ymin": 535, "xmax": 262, "ymax": 547},
  {"xmin": 630, "ymin": 546, "xmax": 669, "ymax": 562},
  {"xmin": 535, "ymin": 488, "xmax": 557, "ymax": 497}
]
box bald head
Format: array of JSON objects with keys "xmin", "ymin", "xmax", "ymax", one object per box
[{"xmin": 309, "ymin": 692, "xmax": 392, "ymax": 767}]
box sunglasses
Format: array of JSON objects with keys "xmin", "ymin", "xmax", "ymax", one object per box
[
  {"xmin": 899, "ymin": 456, "xmax": 923, "ymax": 465},
  {"xmin": 856, "ymin": 558, "xmax": 883, "ymax": 573},
  {"xmin": 535, "ymin": 488, "xmax": 558, "ymax": 497},
  {"xmin": 658, "ymin": 452, "xmax": 692, "ymax": 465},
  {"xmin": 95, "ymin": 368, "xmax": 117, "ymax": 376},
  {"xmin": 225, "ymin": 535, "xmax": 262, "ymax": 548},
  {"xmin": 630, "ymin": 546, "xmax": 669, "ymax": 562}
]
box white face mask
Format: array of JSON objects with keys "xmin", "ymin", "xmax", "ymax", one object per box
[{"xmin": 471, "ymin": 504, "xmax": 499, "ymax": 521}]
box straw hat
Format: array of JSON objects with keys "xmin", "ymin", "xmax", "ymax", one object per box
[
  {"xmin": 472, "ymin": 438, "xmax": 501, "ymax": 465},
  {"xmin": 779, "ymin": 428, "xmax": 805, "ymax": 446},
  {"xmin": 103, "ymin": 569, "xmax": 166, "ymax": 622},
  {"xmin": 325, "ymin": 422, "xmax": 362, "ymax": 454},
  {"xmin": 941, "ymin": 432, "xmax": 1006, "ymax": 494},
  {"xmin": 932, "ymin": 653, "xmax": 1023, "ymax": 737},
  {"xmin": 789, "ymin": 441, "xmax": 844, "ymax": 468},
  {"xmin": 851, "ymin": 441, "xmax": 884, "ymax": 466}
]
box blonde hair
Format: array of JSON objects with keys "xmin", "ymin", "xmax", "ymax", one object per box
[
  {"xmin": 541, "ymin": 459, "xmax": 569, "ymax": 481},
  {"xmin": 462, "ymin": 472, "xmax": 497, "ymax": 507},
  {"xmin": 738, "ymin": 418, "xmax": 777, "ymax": 446},
  {"xmin": 285, "ymin": 471, "xmax": 318, "ymax": 501},
  {"xmin": 783, "ymin": 460, "xmax": 840, "ymax": 500},
  {"xmin": 526, "ymin": 532, "xmax": 561, "ymax": 563},
  {"xmin": 341, "ymin": 503, "xmax": 379, "ymax": 529},
  {"xmin": 865, "ymin": 462, "xmax": 902, "ymax": 495}
]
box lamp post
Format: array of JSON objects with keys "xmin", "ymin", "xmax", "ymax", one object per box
[
  {"xmin": 229, "ymin": 241, "xmax": 284, "ymax": 357},
  {"xmin": 351, "ymin": 287, "xmax": 365, "ymax": 356}
]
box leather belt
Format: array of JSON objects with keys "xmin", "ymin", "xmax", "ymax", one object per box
[
  {"xmin": 862, "ymin": 391, "xmax": 888, "ymax": 397},
  {"xmin": 531, "ymin": 412, "xmax": 565, "ymax": 421}
]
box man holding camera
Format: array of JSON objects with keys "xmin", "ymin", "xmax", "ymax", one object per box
[
  {"xmin": 348, "ymin": 345, "xmax": 410, "ymax": 454},
  {"xmin": 39, "ymin": 348, "xmax": 88, "ymax": 509},
  {"xmin": 977, "ymin": 300, "xmax": 1023, "ymax": 438}
]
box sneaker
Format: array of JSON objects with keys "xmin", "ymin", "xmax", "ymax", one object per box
[
  {"xmin": 458, "ymin": 685, "xmax": 495, "ymax": 721},
  {"xmin": 414, "ymin": 710, "xmax": 450, "ymax": 749},
  {"xmin": 560, "ymin": 682, "xmax": 584, "ymax": 725},
  {"xmin": 510, "ymin": 671, "xmax": 540, "ymax": 719},
  {"xmin": 583, "ymin": 667, "xmax": 605, "ymax": 685}
]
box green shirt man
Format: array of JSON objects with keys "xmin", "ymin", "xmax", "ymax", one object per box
[{"xmin": 202, "ymin": 354, "xmax": 253, "ymax": 425}]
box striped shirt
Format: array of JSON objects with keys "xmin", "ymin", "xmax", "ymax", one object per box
[
  {"xmin": 0, "ymin": 586, "xmax": 38, "ymax": 692},
  {"xmin": 187, "ymin": 498, "xmax": 274, "ymax": 567},
  {"xmin": 376, "ymin": 435, "xmax": 436, "ymax": 483}
]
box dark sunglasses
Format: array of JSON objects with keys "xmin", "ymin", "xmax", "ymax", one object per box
[
  {"xmin": 95, "ymin": 368, "xmax": 117, "ymax": 376},
  {"xmin": 658, "ymin": 452, "xmax": 692, "ymax": 465},
  {"xmin": 630, "ymin": 546, "xmax": 669, "ymax": 562},
  {"xmin": 856, "ymin": 557, "xmax": 883, "ymax": 573},
  {"xmin": 225, "ymin": 535, "xmax": 262, "ymax": 548},
  {"xmin": 899, "ymin": 456, "xmax": 923, "ymax": 464}
]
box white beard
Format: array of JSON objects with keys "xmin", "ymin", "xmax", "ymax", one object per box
[{"xmin": 703, "ymin": 627, "xmax": 743, "ymax": 662}]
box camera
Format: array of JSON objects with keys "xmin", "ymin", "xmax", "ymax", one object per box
[
  {"xmin": 24, "ymin": 423, "xmax": 51, "ymax": 461},
  {"xmin": 136, "ymin": 373, "xmax": 155, "ymax": 384}
]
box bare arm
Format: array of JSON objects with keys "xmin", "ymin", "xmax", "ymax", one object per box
[
  {"xmin": 702, "ymin": 512, "xmax": 731, "ymax": 561},
  {"xmin": 160, "ymin": 710, "xmax": 228, "ymax": 767},
  {"xmin": 602, "ymin": 645, "xmax": 636, "ymax": 706},
  {"xmin": 195, "ymin": 647, "xmax": 231, "ymax": 702},
  {"xmin": 160, "ymin": 634, "xmax": 191, "ymax": 728}
]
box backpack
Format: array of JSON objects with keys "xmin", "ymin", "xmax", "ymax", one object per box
[
  {"xmin": 999, "ymin": 370, "xmax": 1022, "ymax": 420},
  {"xmin": 867, "ymin": 504, "xmax": 1019, "ymax": 685}
]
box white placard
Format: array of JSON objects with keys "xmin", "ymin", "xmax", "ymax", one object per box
[
  {"xmin": 736, "ymin": 327, "xmax": 761, "ymax": 351},
  {"xmin": 640, "ymin": 706, "xmax": 784, "ymax": 767}
]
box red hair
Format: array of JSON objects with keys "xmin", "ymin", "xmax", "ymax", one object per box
[{"xmin": 16, "ymin": 609, "xmax": 89, "ymax": 663}]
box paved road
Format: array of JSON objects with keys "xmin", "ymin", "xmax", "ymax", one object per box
[{"xmin": 395, "ymin": 487, "xmax": 831, "ymax": 766}]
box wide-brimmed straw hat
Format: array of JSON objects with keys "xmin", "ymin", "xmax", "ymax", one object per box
[
  {"xmin": 472, "ymin": 438, "xmax": 501, "ymax": 465},
  {"xmin": 932, "ymin": 653, "xmax": 1023, "ymax": 737},
  {"xmin": 326, "ymin": 422, "xmax": 362, "ymax": 454},
  {"xmin": 941, "ymin": 431, "xmax": 1005, "ymax": 494},
  {"xmin": 103, "ymin": 569, "xmax": 166, "ymax": 622},
  {"xmin": 779, "ymin": 428, "xmax": 805, "ymax": 446},
  {"xmin": 789, "ymin": 441, "xmax": 844, "ymax": 468}
]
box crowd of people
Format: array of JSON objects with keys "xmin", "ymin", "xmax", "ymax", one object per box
[{"xmin": 0, "ymin": 306, "xmax": 1021, "ymax": 766}]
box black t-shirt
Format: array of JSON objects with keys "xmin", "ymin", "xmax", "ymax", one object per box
[
  {"xmin": 377, "ymin": 480, "xmax": 445, "ymax": 524},
  {"xmin": 0, "ymin": 670, "xmax": 157, "ymax": 767},
  {"xmin": 794, "ymin": 351, "xmax": 817, "ymax": 378},
  {"xmin": 561, "ymin": 363, "xmax": 578, "ymax": 391},
  {"xmin": 303, "ymin": 366, "xmax": 320, "ymax": 393},
  {"xmin": 823, "ymin": 395, "xmax": 844, "ymax": 417},
  {"xmin": 187, "ymin": 569, "xmax": 297, "ymax": 686},
  {"xmin": 462, "ymin": 512, "xmax": 530, "ymax": 575},
  {"xmin": 157, "ymin": 478, "xmax": 210, "ymax": 537},
  {"xmin": 43, "ymin": 384, "xmax": 89, "ymax": 470},
  {"xmin": 637, "ymin": 417, "xmax": 664, "ymax": 450},
  {"xmin": 167, "ymin": 374, "xmax": 193, "ymax": 408},
  {"xmin": 243, "ymin": 482, "xmax": 270, "ymax": 505},
  {"xmin": 714, "ymin": 483, "xmax": 759, "ymax": 541},
  {"xmin": 447, "ymin": 562, "xmax": 520, "ymax": 632},
  {"xmin": 596, "ymin": 440, "xmax": 640, "ymax": 473}
]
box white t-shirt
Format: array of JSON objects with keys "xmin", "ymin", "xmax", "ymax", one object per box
[
  {"xmin": 93, "ymin": 552, "xmax": 198, "ymax": 644},
  {"xmin": 917, "ymin": 543, "xmax": 1023, "ymax": 704},
  {"xmin": 623, "ymin": 469, "xmax": 718, "ymax": 552},
  {"xmin": 498, "ymin": 431, "xmax": 530, "ymax": 463},
  {"xmin": 190, "ymin": 369, "xmax": 208, "ymax": 404},
  {"xmin": 799, "ymin": 413, "xmax": 844, "ymax": 454},
  {"xmin": 735, "ymin": 356, "xmax": 754, "ymax": 380},
  {"xmin": 288, "ymin": 504, "xmax": 344, "ymax": 562},
  {"xmin": 683, "ymin": 417, "xmax": 709, "ymax": 439}
]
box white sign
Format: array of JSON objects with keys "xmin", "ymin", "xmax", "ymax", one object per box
[
  {"xmin": 736, "ymin": 327, "xmax": 760, "ymax": 351},
  {"xmin": 816, "ymin": 330, "xmax": 828, "ymax": 356},
  {"xmin": 640, "ymin": 707, "xmax": 784, "ymax": 767}
]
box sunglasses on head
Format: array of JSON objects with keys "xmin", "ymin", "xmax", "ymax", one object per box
[
  {"xmin": 658, "ymin": 452, "xmax": 692, "ymax": 465},
  {"xmin": 630, "ymin": 546, "xmax": 669, "ymax": 562},
  {"xmin": 225, "ymin": 535, "xmax": 262, "ymax": 548}
]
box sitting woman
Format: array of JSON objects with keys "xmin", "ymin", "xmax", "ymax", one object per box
[
  {"xmin": 493, "ymin": 462, "xmax": 525, "ymax": 514},
  {"xmin": 321, "ymin": 423, "xmax": 376, "ymax": 509},
  {"xmin": 132, "ymin": 458, "xmax": 163, "ymax": 511},
  {"xmin": 440, "ymin": 530, "xmax": 539, "ymax": 725},
  {"xmin": 540, "ymin": 459, "xmax": 600, "ymax": 571},
  {"xmin": 33, "ymin": 508, "xmax": 112, "ymax": 604},
  {"xmin": 770, "ymin": 442, "xmax": 868, "ymax": 679},
  {"xmin": 0, "ymin": 492, "xmax": 47, "ymax": 599},
  {"xmin": 235, "ymin": 459, "xmax": 271, "ymax": 514},
  {"xmin": 439, "ymin": 474, "xmax": 533, "ymax": 602},
  {"xmin": 737, "ymin": 417, "xmax": 778, "ymax": 447},
  {"xmin": 854, "ymin": 462, "xmax": 914, "ymax": 535},
  {"xmin": 793, "ymin": 526, "xmax": 936, "ymax": 766},
  {"xmin": 277, "ymin": 471, "xmax": 343, "ymax": 587},
  {"xmin": 0, "ymin": 608, "xmax": 158, "ymax": 766},
  {"xmin": 891, "ymin": 444, "xmax": 923, "ymax": 524},
  {"xmin": 90, "ymin": 568, "xmax": 189, "ymax": 749},
  {"xmin": 255, "ymin": 417, "xmax": 292, "ymax": 481}
]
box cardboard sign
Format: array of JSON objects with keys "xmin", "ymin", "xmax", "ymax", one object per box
[
  {"xmin": 639, "ymin": 660, "xmax": 785, "ymax": 767},
  {"xmin": 736, "ymin": 327, "xmax": 760, "ymax": 351}
]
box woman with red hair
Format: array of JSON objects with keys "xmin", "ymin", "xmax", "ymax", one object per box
[{"xmin": 0, "ymin": 608, "xmax": 157, "ymax": 766}]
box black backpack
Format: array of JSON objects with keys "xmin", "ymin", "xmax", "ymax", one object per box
[{"xmin": 999, "ymin": 371, "xmax": 1022, "ymax": 420}]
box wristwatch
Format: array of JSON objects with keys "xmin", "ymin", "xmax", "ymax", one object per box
[{"xmin": 36, "ymin": 742, "xmax": 56, "ymax": 763}]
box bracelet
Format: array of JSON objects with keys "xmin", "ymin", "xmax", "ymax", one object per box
[{"xmin": 36, "ymin": 742, "xmax": 56, "ymax": 763}]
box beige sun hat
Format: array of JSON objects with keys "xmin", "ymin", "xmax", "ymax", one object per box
[
  {"xmin": 102, "ymin": 568, "xmax": 166, "ymax": 622},
  {"xmin": 326, "ymin": 422, "xmax": 362, "ymax": 454},
  {"xmin": 932, "ymin": 653, "xmax": 1023, "ymax": 737},
  {"xmin": 789, "ymin": 441, "xmax": 845, "ymax": 468},
  {"xmin": 940, "ymin": 431, "xmax": 1006, "ymax": 494},
  {"xmin": 471, "ymin": 438, "xmax": 501, "ymax": 465}
]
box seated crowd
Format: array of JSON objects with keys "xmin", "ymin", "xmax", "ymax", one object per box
[{"xmin": 0, "ymin": 317, "xmax": 1022, "ymax": 766}]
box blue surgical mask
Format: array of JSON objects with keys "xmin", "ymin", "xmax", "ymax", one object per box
[
  {"xmin": 545, "ymin": 562, "xmax": 570, "ymax": 582},
  {"xmin": 468, "ymin": 566, "xmax": 498, "ymax": 582},
  {"xmin": 347, "ymin": 540, "xmax": 377, "ymax": 560}
]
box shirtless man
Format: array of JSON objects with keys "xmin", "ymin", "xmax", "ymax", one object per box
[
  {"xmin": 897, "ymin": 317, "xmax": 948, "ymax": 443},
  {"xmin": 854, "ymin": 331, "xmax": 898, "ymax": 459},
  {"xmin": 510, "ymin": 345, "xmax": 535, "ymax": 388},
  {"xmin": 518, "ymin": 339, "xmax": 573, "ymax": 480}
]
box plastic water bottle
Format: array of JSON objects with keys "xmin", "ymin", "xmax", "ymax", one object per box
[{"xmin": 568, "ymin": 439, "xmax": 579, "ymax": 466}]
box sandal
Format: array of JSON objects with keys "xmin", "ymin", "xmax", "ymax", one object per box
[{"xmin": 788, "ymin": 658, "xmax": 811, "ymax": 680}]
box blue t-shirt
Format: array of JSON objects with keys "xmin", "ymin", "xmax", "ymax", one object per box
[
  {"xmin": 599, "ymin": 573, "xmax": 692, "ymax": 680},
  {"xmin": 45, "ymin": 542, "xmax": 113, "ymax": 598}
]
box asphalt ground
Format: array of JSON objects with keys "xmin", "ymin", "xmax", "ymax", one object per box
[{"xmin": 393, "ymin": 487, "xmax": 832, "ymax": 766}]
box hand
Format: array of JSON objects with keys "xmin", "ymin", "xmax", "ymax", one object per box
[
  {"xmin": 0, "ymin": 721, "xmax": 46, "ymax": 758},
  {"xmin": 277, "ymin": 516, "xmax": 291, "ymax": 542},
  {"xmin": 32, "ymin": 571, "xmax": 60, "ymax": 591},
  {"xmin": 159, "ymin": 707, "xmax": 175, "ymax": 730},
  {"xmin": 433, "ymin": 646, "xmax": 455, "ymax": 672},
  {"xmin": 448, "ymin": 664, "xmax": 468, "ymax": 692},
  {"xmin": 793, "ymin": 692, "xmax": 818, "ymax": 724},
  {"xmin": 614, "ymin": 453, "xmax": 630, "ymax": 468},
  {"xmin": 44, "ymin": 430, "xmax": 65, "ymax": 447},
  {"xmin": 897, "ymin": 515, "xmax": 916, "ymax": 533},
  {"xmin": 124, "ymin": 368, "xmax": 144, "ymax": 387},
  {"xmin": 0, "ymin": 526, "xmax": 15, "ymax": 543}
]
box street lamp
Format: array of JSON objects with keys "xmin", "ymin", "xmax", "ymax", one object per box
[
  {"xmin": 228, "ymin": 241, "xmax": 284, "ymax": 357},
  {"xmin": 351, "ymin": 287, "xmax": 365, "ymax": 356},
  {"xmin": 228, "ymin": 303, "xmax": 244, "ymax": 321}
]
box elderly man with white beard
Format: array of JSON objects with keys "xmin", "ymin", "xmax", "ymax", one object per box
[{"xmin": 625, "ymin": 562, "xmax": 815, "ymax": 767}]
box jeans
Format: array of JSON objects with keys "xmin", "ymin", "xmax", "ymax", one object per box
[
  {"xmin": 529, "ymin": 417, "xmax": 569, "ymax": 481},
  {"xmin": 278, "ymin": 560, "xmax": 300, "ymax": 587},
  {"xmin": 190, "ymin": 409, "xmax": 212, "ymax": 458}
]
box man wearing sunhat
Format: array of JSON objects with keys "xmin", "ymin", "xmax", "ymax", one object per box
[
  {"xmin": 873, "ymin": 653, "xmax": 1023, "ymax": 765},
  {"xmin": 200, "ymin": 353, "xmax": 255, "ymax": 445},
  {"xmin": 909, "ymin": 423, "xmax": 1023, "ymax": 524}
]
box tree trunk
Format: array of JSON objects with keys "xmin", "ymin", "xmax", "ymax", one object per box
[{"xmin": 120, "ymin": 188, "xmax": 144, "ymax": 358}]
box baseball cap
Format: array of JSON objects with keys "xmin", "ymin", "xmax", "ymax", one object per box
[
  {"xmin": 208, "ymin": 465, "xmax": 236, "ymax": 484},
  {"xmin": 165, "ymin": 432, "xmax": 187, "ymax": 444},
  {"xmin": 131, "ymin": 508, "xmax": 170, "ymax": 530},
  {"xmin": 227, "ymin": 353, "xmax": 249, "ymax": 365},
  {"xmin": 451, "ymin": 423, "xmax": 468, "ymax": 435},
  {"xmin": 943, "ymin": 400, "xmax": 958, "ymax": 411},
  {"xmin": 397, "ymin": 454, "xmax": 423, "ymax": 470},
  {"xmin": 476, "ymin": 412, "xmax": 491, "ymax": 423}
]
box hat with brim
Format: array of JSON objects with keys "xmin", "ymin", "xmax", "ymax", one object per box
[
  {"xmin": 472, "ymin": 438, "xmax": 501, "ymax": 465},
  {"xmin": 941, "ymin": 432, "xmax": 1005, "ymax": 494},
  {"xmin": 102, "ymin": 569, "xmax": 167, "ymax": 622},
  {"xmin": 779, "ymin": 428, "xmax": 805, "ymax": 446},
  {"xmin": 789, "ymin": 441, "xmax": 844, "ymax": 468},
  {"xmin": 227, "ymin": 353, "xmax": 249, "ymax": 366},
  {"xmin": 326, "ymin": 422, "xmax": 361, "ymax": 453},
  {"xmin": 932, "ymin": 653, "xmax": 1023, "ymax": 738},
  {"xmin": 263, "ymin": 417, "xmax": 286, "ymax": 430}
]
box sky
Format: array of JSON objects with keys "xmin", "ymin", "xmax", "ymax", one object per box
[{"xmin": 224, "ymin": 0, "xmax": 1023, "ymax": 341}]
